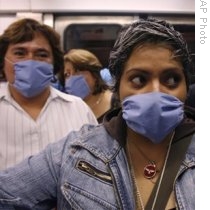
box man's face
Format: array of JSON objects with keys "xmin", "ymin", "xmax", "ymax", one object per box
[{"xmin": 4, "ymin": 33, "xmax": 54, "ymax": 84}]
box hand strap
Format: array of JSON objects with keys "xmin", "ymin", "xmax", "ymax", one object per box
[{"xmin": 145, "ymin": 133, "xmax": 194, "ymax": 210}]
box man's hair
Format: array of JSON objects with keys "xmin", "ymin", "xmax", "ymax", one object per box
[{"xmin": 0, "ymin": 18, "xmax": 64, "ymax": 80}]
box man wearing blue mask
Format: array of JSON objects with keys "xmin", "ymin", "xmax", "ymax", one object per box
[{"xmin": 0, "ymin": 18, "xmax": 97, "ymax": 170}]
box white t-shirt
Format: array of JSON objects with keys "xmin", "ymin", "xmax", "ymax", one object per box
[{"xmin": 0, "ymin": 84, "xmax": 98, "ymax": 170}]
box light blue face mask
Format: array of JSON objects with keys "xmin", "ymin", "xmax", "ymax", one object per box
[
  {"xmin": 122, "ymin": 92, "xmax": 184, "ymax": 144},
  {"xmin": 65, "ymin": 75, "xmax": 91, "ymax": 99},
  {"xmin": 8, "ymin": 59, "xmax": 53, "ymax": 98}
]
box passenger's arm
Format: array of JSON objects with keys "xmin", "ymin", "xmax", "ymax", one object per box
[{"xmin": 0, "ymin": 137, "xmax": 68, "ymax": 209}]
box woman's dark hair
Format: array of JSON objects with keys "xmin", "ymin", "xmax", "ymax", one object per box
[
  {"xmin": 0, "ymin": 18, "xmax": 64, "ymax": 86},
  {"xmin": 109, "ymin": 17, "xmax": 193, "ymax": 93}
]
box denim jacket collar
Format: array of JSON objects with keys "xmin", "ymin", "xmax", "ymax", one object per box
[{"xmin": 71, "ymin": 107, "xmax": 195, "ymax": 165}]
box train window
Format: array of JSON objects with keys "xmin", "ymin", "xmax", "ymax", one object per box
[
  {"xmin": 173, "ymin": 24, "xmax": 195, "ymax": 57},
  {"xmin": 63, "ymin": 22, "xmax": 195, "ymax": 84},
  {"xmin": 63, "ymin": 24, "xmax": 122, "ymax": 67}
]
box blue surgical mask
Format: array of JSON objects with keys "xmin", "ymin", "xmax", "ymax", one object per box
[
  {"xmin": 65, "ymin": 75, "xmax": 91, "ymax": 99},
  {"xmin": 122, "ymin": 92, "xmax": 184, "ymax": 144},
  {"xmin": 6, "ymin": 59, "xmax": 53, "ymax": 98}
]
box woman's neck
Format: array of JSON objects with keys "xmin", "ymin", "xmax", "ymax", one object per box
[
  {"xmin": 126, "ymin": 128, "xmax": 174, "ymax": 162},
  {"xmin": 85, "ymin": 90, "xmax": 112, "ymax": 119}
]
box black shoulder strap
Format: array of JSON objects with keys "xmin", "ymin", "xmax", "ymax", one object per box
[{"xmin": 145, "ymin": 133, "xmax": 194, "ymax": 210}]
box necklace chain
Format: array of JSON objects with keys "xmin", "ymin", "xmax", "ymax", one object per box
[
  {"xmin": 126, "ymin": 132, "xmax": 175, "ymax": 210},
  {"xmin": 131, "ymin": 140, "xmax": 159, "ymax": 181},
  {"xmin": 90, "ymin": 93, "xmax": 103, "ymax": 109},
  {"xmin": 127, "ymin": 147, "xmax": 145, "ymax": 210},
  {"xmin": 135, "ymin": 143, "xmax": 155, "ymax": 164}
]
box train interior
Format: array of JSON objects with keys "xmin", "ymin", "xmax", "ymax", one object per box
[{"xmin": 0, "ymin": 0, "xmax": 195, "ymax": 84}]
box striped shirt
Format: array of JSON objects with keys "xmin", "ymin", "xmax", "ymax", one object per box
[
  {"xmin": 0, "ymin": 84, "xmax": 98, "ymax": 170},
  {"xmin": 0, "ymin": 82, "xmax": 7, "ymax": 88}
]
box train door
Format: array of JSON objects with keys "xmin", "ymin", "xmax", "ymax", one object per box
[{"xmin": 54, "ymin": 15, "xmax": 137, "ymax": 68}]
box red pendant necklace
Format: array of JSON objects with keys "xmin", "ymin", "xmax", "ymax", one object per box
[
  {"xmin": 143, "ymin": 161, "xmax": 158, "ymax": 179},
  {"xmin": 129, "ymin": 141, "xmax": 160, "ymax": 180},
  {"xmin": 126, "ymin": 131, "xmax": 175, "ymax": 209}
]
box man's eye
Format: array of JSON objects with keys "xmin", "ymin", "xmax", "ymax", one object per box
[
  {"xmin": 37, "ymin": 52, "xmax": 49, "ymax": 58},
  {"xmin": 14, "ymin": 50, "xmax": 25, "ymax": 56}
]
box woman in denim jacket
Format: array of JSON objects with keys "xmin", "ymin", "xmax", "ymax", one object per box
[{"xmin": 0, "ymin": 17, "xmax": 195, "ymax": 210}]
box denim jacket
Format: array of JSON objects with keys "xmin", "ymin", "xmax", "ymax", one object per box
[{"xmin": 0, "ymin": 108, "xmax": 195, "ymax": 210}]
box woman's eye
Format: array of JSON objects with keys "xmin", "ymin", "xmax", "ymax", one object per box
[
  {"xmin": 164, "ymin": 75, "xmax": 180, "ymax": 88},
  {"xmin": 167, "ymin": 77, "xmax": 176, "ymax": 85},
  {"xmin": 64, "ymin": 72, "xmax": 71, "ymax": 78},
  {"xmin": 131, "ymin": 76, "xmax": 146, "ymax": 87}
]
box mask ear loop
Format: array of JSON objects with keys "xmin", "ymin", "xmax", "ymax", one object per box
[
  {"xmin": 4, "ymin": 57, "xmax": 14, "ymax": 65},
  {"xmin": 4, "ymin": 57, "xmax": 16, "ymax": 85}
]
